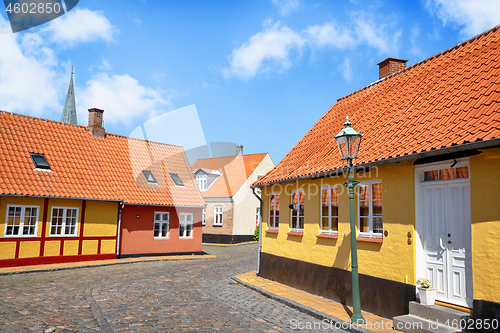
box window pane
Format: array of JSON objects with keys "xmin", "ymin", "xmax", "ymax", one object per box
[
  {"xmin": 292, "ymin": 192, "xmax": 298, "ymax": 205},
  {"xmin": 270, "ymin": 195, "xmax": 276, "ymax": 207},
  {"xmin": 161, "ymin": 223, "xmax": 168, "ymax": 237},
  {"xmin": 360, "ymin": 206, "xmax": 369, "ymax": 217},
  {"xmin": 372, "ymin": 183, "xmax": 382, "ymax": 200},
  {"xmin": 359, "ymin": 185, "xmax": 369, "ymax": 200},
  {"xmin": 321, "ymin": 205, "xmax": 329, "ymax": 218},
  {"xmin": 179, "ymin": 224, "xmax": 185, "ymax": 237},
  {"xmin": 321, "ymin": 189, "xmax": 329, "ymax": 204},
  {"xmin": 373, "ymin": 218, "xmax": 383, "ymax": 234},
  {"xmin": 440, "ymin": 168, "xmax": 455, "ymax": 180},
  {"xmin": 154, "ymin": 223, "xmax": 160, "ymax": 237},
  {"xmin": 298, "ymin": 216, "xmax": 304, "ymax": 229},
  {"xmin": 322, "ymin": 217, "xmax": 329, "ymax": 231},
  {"xmin": 424, "ymin": 170, "xmax": 438, "ymax": 181},
  {"xmin": 155, "ymin": 213, "xmax": 161, "ymax": 221},
  {"xmin": 186, "ymin": 214, "xmax": 192, "ymax": 222},
  {"xmin": 331, "ymin": 217, "xmax": 338, "ymax": 231},
  {"xmin": 331, "ymin": 188, "xmax": 338, "ymax": 203},
  {"xmin": 373, "ymin": 205, "xmax": 383, "ymax": 216},
  {"xmin": 456, "ymin": 166, "xmax": 469, "ymax": 178},
  {"xmin": 360, "ymin": 217, "xmax": 368, "ymax": 232},
  {"xmin": 331, "ymin": 205, "xmax": 338, "ymax": 218}
]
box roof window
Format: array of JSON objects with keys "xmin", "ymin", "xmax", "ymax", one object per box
[
  {"xmin": 30, "ymin": 153, "xmax": 50, "ymax": 170},
  {"xmin": 170, "ymin": 173, "xmax": 184, "ymax": 187},
  {"xmin": 142, "ymin": 170, "xmax": 158, "ymax": 184}
]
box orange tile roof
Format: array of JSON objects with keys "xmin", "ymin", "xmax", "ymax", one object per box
[
  {"xmin": 192, "ymin": 153, "xmax": 268, "ymax": 197},
  {"xmin": 254, "ymin": 26, "xmax": 500, "ymax": 187},
  {"xmin": 0, "ymin": 111, "xmax": 205, "ymax": 207}
]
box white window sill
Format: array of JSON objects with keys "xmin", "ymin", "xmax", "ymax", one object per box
[
  {"xmin": 3, "ymin": 234, "xmax": 38, "ymax": 238},
  {"xmin": 213, "ymin": 224, "xmax": 223, "ymax": 227},
  {"xmin": 49, "ymin": 234, "xmax": 78, "ymax": 237}
]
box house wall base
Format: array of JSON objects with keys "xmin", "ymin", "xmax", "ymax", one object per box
[
  {"xmin": 202, "ymin": 234, "xmax": 254, "ymax": 244},
  {"xmin": 118, "ymin": 251, "xmax": 205, "ymax": 258},
  {"xmin": 259, "ymin": 252, "xmax": 415, "ymax": 319},
  {"xmin": 472, "ymin": 300, "xmax": 500, "ymax": 331},
  {"xmin": 0, "ymin": 253, "xmax": 116, "ymax": 268}
]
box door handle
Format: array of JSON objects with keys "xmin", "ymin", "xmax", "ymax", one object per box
[{"xmin": 439, "ymin": 234, "xmax": 446, "ymax": 250}]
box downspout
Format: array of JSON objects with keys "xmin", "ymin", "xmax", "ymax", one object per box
[
  {"xmin": 252, "ymin": 188, "xmax": 263, "ymax": 275},
  {"xmin": 116, "ymin": 201, "xmax": 125, "ymax": 257}
]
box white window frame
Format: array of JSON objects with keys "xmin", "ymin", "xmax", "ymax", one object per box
[
  {"xmin": 214, "ymin": 206, "xmax": 223, "ymax": 226},
  {"xmin": 179, "ymin": 213, "xmax": 193, "ymax": 239},
  {"xmin": 3, "ymin": 205, "xmax": 39, "ymax": 237},
  {"xmin": 196, "ymin": 174, "xmax": 208, "ymax": 191},
  {"xmin": 290, "ymin": 190, "xmax": 305, "ymax": 232},
  {"xmin": 357, "ymin": 180, "xmax": 383, "ymax": 238},
  {"xmin": 49, "ymin": 207, "xmax": 79, "ymax": 237},
  {"xmin": 202, "ymin": 208, "xmax": 206, "ymax": 226},
  {"xmin": 268, "ymin": 193, "xmax": 280, "ymax": 229},
  {"xmin": 320, "ymin": 185, "xmax": 339, "ymax": 235},
  {"xmin": 154, "ymin": 212, "xmax": 170, "ymax": 239}
]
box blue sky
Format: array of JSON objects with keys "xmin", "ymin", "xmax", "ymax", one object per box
[{"xmin": 1, "ymin": 0, "xmax": 499, "ymax": 164}]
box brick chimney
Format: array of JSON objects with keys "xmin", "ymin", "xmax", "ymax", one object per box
[
  {"xmin": 377, "ymin": 57, "xmax": 408, "ymax": 80},
  {"xmin": 86, "ymin": 108, "xmax": 105, "ymax": 138},
  {"xmin": 235, "ymin": 145, "xmax": 243, "ymax": 158}
]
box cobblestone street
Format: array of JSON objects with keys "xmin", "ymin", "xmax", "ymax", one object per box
[{"xmin": 0, "ymin": 244, "xmax": 346, "ymax": 332}]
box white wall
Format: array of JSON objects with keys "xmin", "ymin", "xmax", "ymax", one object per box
[{"xmin": 232, "ymin": 154, "xmax": 275, "ymax": 235}]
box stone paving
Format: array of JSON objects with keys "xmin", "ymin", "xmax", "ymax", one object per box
[{"xmin": 0, "ymin": 244, "xmax": 347, "ymax": 332}]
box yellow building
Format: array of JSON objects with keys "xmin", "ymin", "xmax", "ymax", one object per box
[{"xmin": 253, "ymin": 26, "xmax": 500, "ymax": 321}]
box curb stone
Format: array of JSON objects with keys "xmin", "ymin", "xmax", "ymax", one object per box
[{"xmin": 231, "ymin": 275, "xmax": 375, "ymax": 333}]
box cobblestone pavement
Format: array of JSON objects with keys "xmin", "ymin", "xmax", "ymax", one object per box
[{"xmin": 0, "ymin": 244, "xmax": 347, "ymax": 333}]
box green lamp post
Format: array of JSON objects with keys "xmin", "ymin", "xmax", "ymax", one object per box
[{"xmin": 334, "ymin": 116, "xmax": 365, "ymax": 325}]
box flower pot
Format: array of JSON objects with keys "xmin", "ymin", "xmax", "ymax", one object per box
[{"xmin": 418, "ymin": 287, "xmax": 437, "ymax": 306}]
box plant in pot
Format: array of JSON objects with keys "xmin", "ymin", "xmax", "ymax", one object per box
[{"xmin": 416, "ymin": 278, "xmax": 436, "ymax": 306}]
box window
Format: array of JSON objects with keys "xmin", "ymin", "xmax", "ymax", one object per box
[
  {"xmin": 269, "ymin": 194, "xmax": 280, "ymax": 229},
  {"xmin": 202, "ymin": 208, "xmax": 206, "ymax": 226},
  {"xmin": 170, "ymin": 173, "xmax": 184, "ymax": 187},
  {"xmin": 290, "ymin": 190, "xmax": 305, "ymax": 231},
  {"xmin": 321, "ymin": 186, "xmax": 338, "ymax": 235},
  {"xmin": 154, "ymin": 212, "xmax": 169, "ymax": 238},
  {"xmin": 423, "ymin": 166, "xmax": 469, "ymax": 181},
  {"xmin": 30, "ymin": 153, "xmax": 50, "ymax": 170},
  {"xmin": 358, "ymin": 181, "xmax": 382, "ymax": 237},
  {"xmin": 196, "ymin": 175, "xmax": 207, "ymax": 191},
  {"xmin": 4, "ymin": 205, "xmax": 39, "ymax": 237},
  {"xmin": 214, "ymin": 206, "xmax": 223, "ymax": 225},
  {"xmin": 142, "ymin": 170, "xmax": 157, "ymax": 184},
  {"xmin": 50, "ymin": 207, "xmax": 79, "ymax": 236},
  {"xmin": 179, "ymin": 213, "xmax": 193, "ymax": 238}
]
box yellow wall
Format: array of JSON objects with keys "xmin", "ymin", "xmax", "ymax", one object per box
[
  {"xmin": 101, "ymin": 240, "xmax": 116, "ymax": 254},
  {"xmin": 470, "ymin": 147, "xmax": 500, "ymax": 303},
  {"xmin": 44, "ymin": 241, "xmax": 60, "ymax": 257},
  {"xmin": 261, "ymin": 160, "xmax": 416, "ymax": 284},
  {"xmin": 83, "ymin": 201, "xmax": 118, "ymax": 237},
  {"xmin": 82, "ymin": 240, "xmax": 99, "ymax": 255}
]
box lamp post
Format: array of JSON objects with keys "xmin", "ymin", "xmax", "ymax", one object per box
[{"xmin": 334, "ymin": 116, "xmax": 365, "ymax": 325}]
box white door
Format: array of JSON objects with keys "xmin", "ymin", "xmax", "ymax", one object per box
[{"xmin": 421, "ymin": 180, "xmax": 472, "ymax": 307}]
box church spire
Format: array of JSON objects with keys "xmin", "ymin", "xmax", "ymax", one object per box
[{"xmin": 61, "ymin": 66, "xmax": 77, "ymax": 125}]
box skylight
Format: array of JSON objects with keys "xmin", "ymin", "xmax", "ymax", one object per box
[
  {"xmin": 170, "ymin": 173, "xmax": 184, "ymax": 186},
  {"xmin": 30, "ymin": 153, "xmax": 50, "ymax": 170},
  {"xmin": 142, "ymin": 170, "xmax": 157, "ymax": 184}
]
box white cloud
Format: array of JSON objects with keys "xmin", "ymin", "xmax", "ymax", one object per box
[
  {"xmin": 225, "ymin": 14, "xmax": 401, "ymax": 80},
  {"xmin": 78, "ymin": 73, "xmax": 172, "ymax": 126},
  {"xmin": 425, "ymin": 0, "xmax": 500, "ymax": 36},
  {"xmin": 45, "ymin": 8, "xmax": 118, "ymax": 45},
  {"xmin": 223, "ymin": 20, "xmax": 305, "ymax": 80},
  {"xmin": 271, "ymin": 0, "xmax": 301, "ymax": 16},
  {"xmin": 305, "ymin": 22, "xmax": 354, "ymax": 49},
  {"xmin": 339, "ymin": 57, "xmax": 352, "ymax": 82},
  {"xmin": 0, "ymin": 16, "xmax": 62, "ymax": 116},
  {"xmin": 352, "ymin": 13, "xmax": 401, "ymax": 54}
]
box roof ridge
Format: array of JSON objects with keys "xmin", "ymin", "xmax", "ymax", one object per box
[
  {"xmin": 0, "ymin": 110, "xmax": 183, "ymax": 149},
  {"xmin": 336, "ymin": 24, "xmax": 500, "ymax": 102},
  {"xmin": 0, "ymin": 110, "xmax": 85, "ymax": 128}
]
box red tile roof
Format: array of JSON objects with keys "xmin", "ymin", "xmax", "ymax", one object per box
[
  {"xmin": 254, "ymin": 26, "xmax": 500, "ymax": 187},
  {"xmin": 192, "ymin": 153, "xmax": 268, "ymax": 198},
  {"xmin": 0, "ymin": 111, "xmax": 205, "ymax": 207}
]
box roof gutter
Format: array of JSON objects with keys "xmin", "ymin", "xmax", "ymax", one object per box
[{"xmin": 251, "ymin": 138, "xmax": 500, "ymax": 188}]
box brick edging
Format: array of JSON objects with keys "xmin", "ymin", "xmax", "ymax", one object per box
[{"xmin": 231, "ymin": 275, "xmax": 374, "ymax": 333}]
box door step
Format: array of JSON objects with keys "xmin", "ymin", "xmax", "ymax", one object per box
[{"xmin": 393, "ymin": 301, "xmax": 471, "ymax": 333}]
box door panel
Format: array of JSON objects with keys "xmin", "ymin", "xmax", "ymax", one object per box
[{"xmin": 421, "ymin": 181, "xmax": 472, "ymax": 307}]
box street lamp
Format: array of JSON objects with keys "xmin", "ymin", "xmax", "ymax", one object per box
[{"xmin": 334, "ymin": 116, "xmax": 365, "ymax": 325}]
